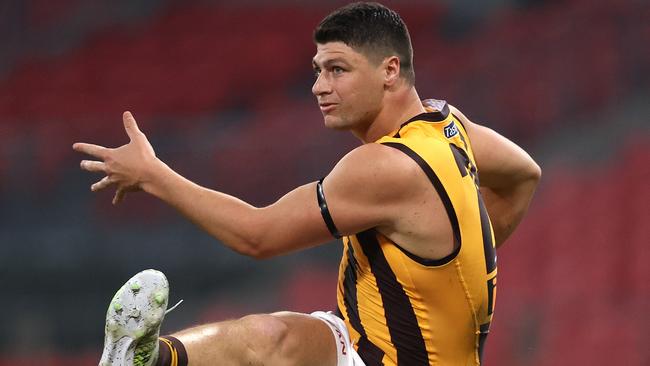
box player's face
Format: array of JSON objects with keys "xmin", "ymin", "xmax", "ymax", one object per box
[{"xmin": 312, "ymin": 42, "xmax": 386, "ymax": 131}]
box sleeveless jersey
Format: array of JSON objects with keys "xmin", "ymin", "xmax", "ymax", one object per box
[{"xmin": 334, "ymin": 99, "xmax": 498, "ymax": 365}]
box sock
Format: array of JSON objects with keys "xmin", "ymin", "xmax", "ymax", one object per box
[{"xmin": 156, "ymin": 336, "xmax": 188, "ymax": 366}]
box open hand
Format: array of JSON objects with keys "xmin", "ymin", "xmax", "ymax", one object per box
[{"xmin": 73, "ymin": 111, "xmax": 157, "ymax": 205}]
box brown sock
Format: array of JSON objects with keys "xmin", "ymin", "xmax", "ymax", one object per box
[{"xmin": 156, "ymin": 336, "xmax": 188, "ymax": 366}]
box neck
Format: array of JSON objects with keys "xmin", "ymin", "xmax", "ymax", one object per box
[{"xmin": 353, "ymin": 86, "xmax": 426, "ymax": 143}]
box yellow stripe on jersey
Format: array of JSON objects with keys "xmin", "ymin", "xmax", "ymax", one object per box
[{"xmin": 336, "ymin": 99, "xmax": 497, "ymax": 365}]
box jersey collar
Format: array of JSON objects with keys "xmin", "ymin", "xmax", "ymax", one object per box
[{"xmin": 392, "ymin": 100, "xmax": 450, "ymax": 138}]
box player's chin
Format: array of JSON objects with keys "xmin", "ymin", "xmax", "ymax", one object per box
[{"xmin": 322, "ymin": 115, "xmax": 349, "ymax": 130}]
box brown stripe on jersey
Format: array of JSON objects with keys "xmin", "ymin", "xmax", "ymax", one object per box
[
  {"xmin": 451, "ymin": 144, "xmax": 470, "ymax": 178},
  {"xmin": 357, "ymin": 230, "xmax": 430, "ymax": 365},
  {"xmin": 342, "ymin": 241, "xmax": 385, "ymax": 365},
  {"xmin": 451, "ymin": 113, "xmax": 470, "ymax": 152},
  {"xmin": 478, "ymin": 322, "xmax": 491, "ymax": 362},
  {"xmin": 450, "ymin": 144, "xmax": 479, "ymax": 186},
  {"xmin": 487, "ymin": 276, "xmax": 496, "ymax": 316},
  {"xmin": 357, "ymin": 337, "xmax": 386, "ymax": 366},
  {"xmin": 382, "ymin": 142, "xmax": 461, "ymax": 249},
  {"xmin": 448, "ymin": 142, "xmax": 497, "ymax": 285},
  {"xmin": 342, "ymin": 242, "xmax": 363, "ymax": 335},
  {"xmin": 393, "ymin": 240, "xmax": 460, "ymax": 266},
  {"xmin": 335, "ymin": 306, "xmax": 344, "ymax": 319},
  {"xmin": 477, "ymin": 192, "xmax": 497, "ymax": 273}
]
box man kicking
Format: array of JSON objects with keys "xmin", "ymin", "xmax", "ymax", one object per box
[{"xmin": 75, "ymin": 2, "xmax": 541, "ymax": 365}]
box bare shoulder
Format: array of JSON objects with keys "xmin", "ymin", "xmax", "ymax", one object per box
[
  {"xmin": 449, "ymin": 103, "xmax": 504, "ymax": 153},
  {"xmin": 449, "ymin": 104, "xmax": 480, "ymax": 132},
  {"xmin": 327, "ymin": 142, "xmax": 426, "ymax": 198},
  {"xmin": 321, "ymin": 142, "xmax": 431, "ymax": 233},
  {"xmin": 448, "ymin": 104, "xmax": 541, "ymax": 185},
  {"xmin": 448, "ymin": 104, "xmax": 468, "ymax": 119}
]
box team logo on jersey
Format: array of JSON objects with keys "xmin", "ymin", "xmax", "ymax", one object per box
[{"xmin": 444, "ymin": 121, "xmax": 459, "ymax": 139}]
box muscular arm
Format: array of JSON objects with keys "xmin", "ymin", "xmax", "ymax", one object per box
[
  {"xmin": 74, "ymin": 112, "xmax": 414, "ymax": 258},
  {"xmin": 450, "ymin": 106, "xmax": 541, "ymax": 248},
  {"xmin": 142, "ymin": 164, "xmax": 333, "ymax": 258}
]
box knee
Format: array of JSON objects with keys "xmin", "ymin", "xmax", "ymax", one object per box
[{"xmin": 237, "ymin": 314, "xmax": 299, "ymax": 364}]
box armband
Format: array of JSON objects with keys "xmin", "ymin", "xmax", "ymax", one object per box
[{"xmin": 316, "ymin": 178, "xmax": 342, "ymax": 239}]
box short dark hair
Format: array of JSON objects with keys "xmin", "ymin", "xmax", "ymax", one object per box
[{"xmin": 313, "ymin": 2, "xmax": 415, "ymax": 84}]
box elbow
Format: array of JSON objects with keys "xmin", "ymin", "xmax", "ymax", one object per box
[
  {"xmin": 525, "ymin": 161, "xmax": 542, "ymax": 185},
  {"xmin": 227, "ymin": 211, "xmax": 277, "ymax": 259},
  {"xmin": 530, "ymin": 162, "xmax": 542, "ymax": 182},
  {"xmin": 234, "ymin": 235, "xmax": 276, "ymax": 260},
  {"xmin": 245, "ymin": 245, "xmax": 275, "ymax": 260}
]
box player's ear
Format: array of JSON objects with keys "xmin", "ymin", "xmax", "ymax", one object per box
[{"xmin": 383, "ymin": 56, "xmax": 401, "ymax": 87}]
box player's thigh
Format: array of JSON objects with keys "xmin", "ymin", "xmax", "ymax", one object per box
[{"xmin": 270, "ymin": 311, "xmax": 338, "ymax": 366}]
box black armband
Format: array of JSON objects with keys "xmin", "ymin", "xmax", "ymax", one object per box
[{"xmin": 316, "ymin": 178, "xmax": 342, "ymax": 239}]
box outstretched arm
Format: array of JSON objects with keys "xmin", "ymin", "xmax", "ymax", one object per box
[
  {"xmin": 74, "ymin": 112, "xmax": 414, "ymax": 258},
  {"xmin": 450, "ymin": 106, "xmax": 541, "ymax": 248},
  {"xmin": 73, "ymin": 112, "xmax": 333, "ymax": 258}
]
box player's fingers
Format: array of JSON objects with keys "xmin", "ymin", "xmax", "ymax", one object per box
[
  {"xmin": 73, "ymin": 143, "xmax": 110, "ymax": 159},
  {"xmin": 91, "ymin": 176, "xmax": 113, "ymax": 192},
  {"xmin": 112, "ymin": 189, "xmax": 126, "ymax": 205},
  {"xmin": 122, "ymin": 111, "xmax": 142, "ymax": 141},
  {"xmin": 80, "ymin": 160, "xmax": 107, "ymax": 173}
]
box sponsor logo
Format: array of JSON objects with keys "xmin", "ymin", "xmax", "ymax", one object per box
[{"xmin": 444, "ymin": 121, "xmax": 459, "ymax": 139}]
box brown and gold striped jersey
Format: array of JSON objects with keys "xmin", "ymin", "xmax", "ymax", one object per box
[{"xmin": 335, "ymin": 99, "xmax": 497, "ymax": 365}]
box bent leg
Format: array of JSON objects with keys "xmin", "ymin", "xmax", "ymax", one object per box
[{"xmin": 170, "ymin": 311, "xmax": 338, "ymax": 366}]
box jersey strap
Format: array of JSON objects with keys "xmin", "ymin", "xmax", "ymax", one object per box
[{"xmin": 317, "ymin": 178, "xmax": 342, "ymax": 239}]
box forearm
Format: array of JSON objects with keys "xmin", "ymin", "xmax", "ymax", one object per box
[
  {"xmin": 480, "ymin": 175, "xmax": 539, "ymax": 248},
  {"xmin": 141, "ymin": 159, "xmax": 266, "ymax": 257},
  {"xmin": 73, "ymin": 113, "xmax": 329, "ymax": 257}
]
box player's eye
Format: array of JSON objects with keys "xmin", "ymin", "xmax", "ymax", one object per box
[
  {"xmin": 332, "ymin": 66, "xmax": 345, "ymax": 74},
  {"xmin": 314, "ymin": 68, "xmax": 321, "ymax": 78}
]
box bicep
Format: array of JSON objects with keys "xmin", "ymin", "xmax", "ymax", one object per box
[
  {"xmin": 254, "ymin": 144, "xmax": 419, "ymax": 257},
  {"xmin": 253, "ymin": 182, "xmax": 337, "ymax": 257},
  {"xmin": 320, "ymin": 144, "xmax": 420, "ymax": 237},
  {"xmin": 320, "ymin": 168, "xmax": 387, "ymax": 238}
]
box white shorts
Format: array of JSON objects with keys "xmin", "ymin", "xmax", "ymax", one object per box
[{"xmin": 310, "ymin": 311, "xmax": 366, "ymax": 366}]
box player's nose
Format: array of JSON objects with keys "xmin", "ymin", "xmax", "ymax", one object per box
[{"xmin": 312, "ymin": 73, "xmax": 332, "ymax": 96}]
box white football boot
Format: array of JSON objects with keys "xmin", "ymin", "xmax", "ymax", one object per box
[{"xmin": 98, "ymin": 269, "xmax": 181, "ymax": 366}]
